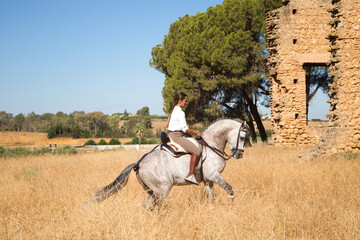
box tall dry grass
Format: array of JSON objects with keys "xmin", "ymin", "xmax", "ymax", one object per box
[{"xmin": 1, "ymin": 145, "xmax": 359, "ymax": 239}]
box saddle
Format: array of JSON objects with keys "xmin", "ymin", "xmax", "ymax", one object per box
[{"xmin": 160, "ymin": 132, "xmax": 201, "ymax": 158}]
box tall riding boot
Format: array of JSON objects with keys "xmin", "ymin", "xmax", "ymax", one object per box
[{"xmin": 184, "ymin": 153, "xmax": 199, "ymax": 185}]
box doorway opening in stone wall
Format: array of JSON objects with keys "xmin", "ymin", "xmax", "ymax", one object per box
[{"xmin": 303, "ymin": 64, "xmax": 332, "ymax": 124}]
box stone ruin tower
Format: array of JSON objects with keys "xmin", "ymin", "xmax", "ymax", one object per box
[{"xmin": 266, "ymin": 0, "xmax": 360, "ymax": 157}]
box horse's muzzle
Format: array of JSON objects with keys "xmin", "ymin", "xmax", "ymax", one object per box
[{"xmin": 232, "ymin": 149, "xmax": 244, "ymax": 159}]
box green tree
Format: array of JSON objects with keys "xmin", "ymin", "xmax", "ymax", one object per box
[
  {"xmin": 74, "ymin": 111, "xmax": 107, "ymax": 137},
  {"xmin": 133, "ymin": 123, "xmax": 146, "ymax": 149},
  {"xmin": 22, "ymin": 112, "xmax": 38, "ymax": 132},
  {"xmin": 87, "ymin": 112, "xmax": 107, "ymax": 136},
  {"xmin": 136, "ymin": 106, "xmax": 150, "ymax": 116},
  {"xmin": 136, "ymin": 106, "xmax": 152, "ymax": 129},
  {"xmin": 46, "ymin": 122, "xmax": 72, "ymax": 139},
  {"xmin": 108, "ymin": 114, "xmax": 121, "ymax": 130},
  {"xmin": 0, "ymin": 111, "xmax": 13, "ymax": 130},
  {"xmin": 304, "ymin": 65, "xmax": 332, "ymax": 119},
  {"xmin": 150, "ymin": 0, "xmax": 282, "ymax": 141},
  {"xmin": 37, "ymin": 113, "xmax": 55, "ymax": 132},
  {"xmin": 123, "ymin": 117, "xmax": 139, "ymax": 137}
]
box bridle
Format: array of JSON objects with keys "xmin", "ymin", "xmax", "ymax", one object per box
[
  {"xmin": 197, "ymin": 123, "xmax": 247, "ymax": 160},
  {"xmin": 231, "ymin": 124, "xmax": 247, "ymax": 157}
]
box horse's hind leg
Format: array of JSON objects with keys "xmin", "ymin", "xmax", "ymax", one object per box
[
  {"xmin": 144, "ymin": 190, "xmax": 156, "ymax": 210},
  {"xmin": 136, "ymin": 173, "xmax": 155, "ymax": 210},
  {"xmin": 143, "ymin": 190, "xmax": 167, "ymax": 211},
  {"xmin": 204, "ymin": 181, "xmax": 214, "ymax": 203},
  {"xmin": 143, "ymin": 189, "xmax": 154, "ymax": 210},
  {"xmin": 136, "ymin": 172, "xmax": 170, "ymax": 210}
]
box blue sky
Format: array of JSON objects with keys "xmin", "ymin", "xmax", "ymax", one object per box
[{"xmin": 0, "ymin": 0, "xmax": 329, "ymax": 119}]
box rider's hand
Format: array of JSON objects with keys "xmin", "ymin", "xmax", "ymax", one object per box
[
  {"xmin": 195, "ymin": 130, "xmax": 202, "ymax": 137},
  {"xmin": 186, "ymin": 128, "xmax": 202, "ymax": 137}
]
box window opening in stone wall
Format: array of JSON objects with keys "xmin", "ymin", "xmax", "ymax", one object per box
[
  {"xmin": 303, "ymin": 64, "xmax": 332, "ymax": 123},
  {"xmin": 293, "ymin": 39, "xmax": 297, "ymax": 44},
  {"xmin": 294, "ymin": 79, "xmax": 298, "ymax": 84},
  {"xmin": 292, "ymin": 9, "xmax": 297, "ymax": 14}
]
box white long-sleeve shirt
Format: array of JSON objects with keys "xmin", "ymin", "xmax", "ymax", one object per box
[{"xmin": 168, "ymin": 106, "xmax": 189, "ymax": 133}]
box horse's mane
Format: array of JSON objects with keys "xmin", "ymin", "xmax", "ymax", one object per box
[
  {"xmin": 202, "ymin": 118, "xmax": 243, "ymax": 133},
  {"xmin": 202, "ymin": 118, "xmax": 252, "ymax": 147}
]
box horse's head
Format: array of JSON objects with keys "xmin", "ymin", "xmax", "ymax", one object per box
[{"xmin": 228, "ymin": 121, "xmax": 251, "ymax": 159}]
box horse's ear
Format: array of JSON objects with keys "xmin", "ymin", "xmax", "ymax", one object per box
[{"xmin": 242, "ymin": 121, "xmax": 246, "ymax": 128}]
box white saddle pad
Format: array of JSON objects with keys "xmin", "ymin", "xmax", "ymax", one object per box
[{"xmin": 168, "ymin": 136, "xmax": 201, "ymax": 153}]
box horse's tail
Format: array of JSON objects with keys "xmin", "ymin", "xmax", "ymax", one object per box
[{"xmin": 85, "ymin": 162, "xmax": 136, "ymax": 204}]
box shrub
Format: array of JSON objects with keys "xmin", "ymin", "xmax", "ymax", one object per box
[
  {"xmin": 53, "ymin": 145, "xmax": 77, "ymax": 155},
  {"xmin": 0, "ymin": 145, "xmax": 78, "ymax": 158},
  {"xmin": 109, "ymin": 138, "xmax": 121, "ymax": 145},
  {"xmin": 124, "ymin": 137, "xmax": 161, "ymax": 145},
  {"xmin": 342, "ymin": 151, "xmax": 360, "ymax": 160},
  {"xmin": 97, "ymin": 139, "xmax": 108, "ymax": 145},
  {"xmin": 31, "ymin": 147, "xmax": 51, "ymax": 156},
  {"xmin": 0, "ymin": 146, "xmax": 4, "ymax": 157},
  {"xmin": 84, "ymin": 139, "xmax": 96, "ymax": 145},
  {"xmin": 1, "ymin": 147, "xmax": 32, "ymax": 158},
  {"xmin": 125, "ymin": 137, "xmax": 142, "ymax": 145}
]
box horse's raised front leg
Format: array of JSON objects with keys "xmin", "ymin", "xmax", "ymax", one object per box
[{"xmin": 210, "ymin": 173, "xmax": 235, "ymax": 206}]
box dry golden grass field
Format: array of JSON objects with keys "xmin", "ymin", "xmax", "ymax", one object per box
[
  {"xmin": 1, "ymin": 144, "xmax": 359, "ymax": 239},
  {"xmin": 0, "ymin": 131, "xmax": 133, "ymax": 149}
]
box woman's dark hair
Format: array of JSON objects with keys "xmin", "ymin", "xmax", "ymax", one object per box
[{"xmin": 173, "ymin": 92, "xmax": 187, "ymax": 106}]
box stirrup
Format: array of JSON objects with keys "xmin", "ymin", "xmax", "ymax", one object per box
[{"xmin": 185, "ymin": 174, "xmax": 199, "ymax": 185}]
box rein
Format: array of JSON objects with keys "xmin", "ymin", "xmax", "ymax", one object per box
[
  {"xmin": 197, "ymin": 126, "xmax": 244, "ymax": 160},
  {"xmin": 197, "ymin": 137, "xmax": 233, "ymax": 160}
]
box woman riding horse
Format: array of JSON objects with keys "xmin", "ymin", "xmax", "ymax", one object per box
[{"xmin": 167, "ymin": 93, "xmax": 202, "ymax": 185}]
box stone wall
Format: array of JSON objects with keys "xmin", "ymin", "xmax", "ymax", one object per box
[
  {"xmin": 267, "ymin": 0, "xmax": 332, "ymax": 146},
  {"xmin": 308, "ymin": 0, "xmax": 360, "ymax": 157},
  {"xmin": 267, "ymin": 0, "xmax": 360, "ymax": 156}
]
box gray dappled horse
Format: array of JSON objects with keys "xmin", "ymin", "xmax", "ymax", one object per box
[{"xmin": 86, "ymin": 119, "xmax": 251, "ymax": 209}]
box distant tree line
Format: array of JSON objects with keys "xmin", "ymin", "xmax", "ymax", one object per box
[{"xmin": 0, "ymin": 107, "xmax": 165, "ymax": 139}]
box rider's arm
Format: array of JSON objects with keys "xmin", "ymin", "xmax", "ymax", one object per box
[
  {"xmin": 174, "ymin": 106, "xmax": 202, "ymax": 137},
  {"xmin": 186, "ymin": 128, "xmax": 202, "ymax": 137}
]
